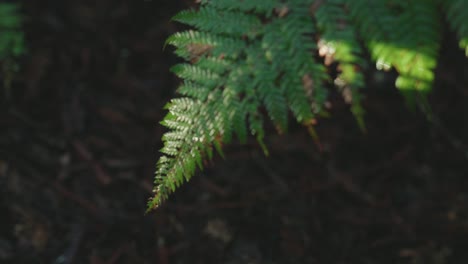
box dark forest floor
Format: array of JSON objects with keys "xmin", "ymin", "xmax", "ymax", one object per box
[{"xmin": 1, "ymin": 1, "xmax": 468, "ymax": 263}]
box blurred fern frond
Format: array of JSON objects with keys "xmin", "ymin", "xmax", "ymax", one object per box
[
  {"xmin": 0, "ymin": 3, "xmax": 25, "ymax": 62},
  {"xmin": 0, "ymin": 3, "xmax": 25, "ymax": 95}
]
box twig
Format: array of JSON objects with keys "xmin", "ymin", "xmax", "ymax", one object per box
[
  {"xmin": 72, "ymin": 140, "xmax": 112, "ymax": 185},
  {"xmin": 326, "ymin": 160, "xmax": 376, "ymax": 206},
  {"xmin": 53, "ymin": 181, "xmax": 99, "ymax": 216},
  {"xmin": 56, "ymin": 222, "xmax": 86, "ymax": 264},
  {"xmin": 252, "ymin": 152, "xmax": 290, "ymax": 195},
  {"xmin": 430, "ymin": 116, "xmax": 468, "ymax": 160},
  {"xmin": 105, "ymin": 243, "xmax": 130, "ymax": 264}
]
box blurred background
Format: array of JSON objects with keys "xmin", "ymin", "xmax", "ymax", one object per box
[{"xmin": 1, "ymin": 0, "xmax": 468, "ymax": 263}]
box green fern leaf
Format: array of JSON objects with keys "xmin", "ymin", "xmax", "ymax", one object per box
[
  {"xmin": 166, "ymin": 30, "xmax": 246, "ymax": 59},
  {"xmin": 173, "ymin": 7, "xmax": 262, "ymax": 38}
]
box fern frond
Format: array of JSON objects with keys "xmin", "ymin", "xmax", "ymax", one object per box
[
  {"xmin": 149, "ymin": 0, "xmax": 334, "ymax": 209},
  {"xmin": 349, "ymin": 0, "xmax": 441, "ymax": 102},
  {"xmin": 149, "ymin": 0, "xmax": 459, "ymax": 211},
  {"xmin": 442, "ymin": 0, "xmax": 468, "ymax": 56}
]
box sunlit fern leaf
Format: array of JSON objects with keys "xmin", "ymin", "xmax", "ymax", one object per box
[
  {"xmin": 348, "ymin": 0, "xmax": 441, "ymax": 105},
  {"xmin": 391, "ymin": 0, "xmax": 441, "ymax": 106},
  {"xmin": 149, "ymin": 97, "xmax": 215, "ymax": 210}
]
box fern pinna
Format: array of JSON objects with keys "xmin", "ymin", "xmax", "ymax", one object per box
[{"xmin": 147, "ymin": 0, "xmax": 468, "ymax": 211}]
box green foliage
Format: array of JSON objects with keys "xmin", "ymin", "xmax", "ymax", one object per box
[
  {"xmin": 0, "ymin": 3, "xmax": 25, "ymax": 94},
  {"xmin": 147, "ymin": 0, "xmax": 468, "ymax": 211},
  {"xmin": 349, "ymin": 0, "xmax": 441, "ymax": 105},
  {"xmin": 441, "ymin": 0, "xmax": 468, "ymax": 57},
  {"xmin": 0, "ymin": 3, "xmax": 24, "ymax": 59}
]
